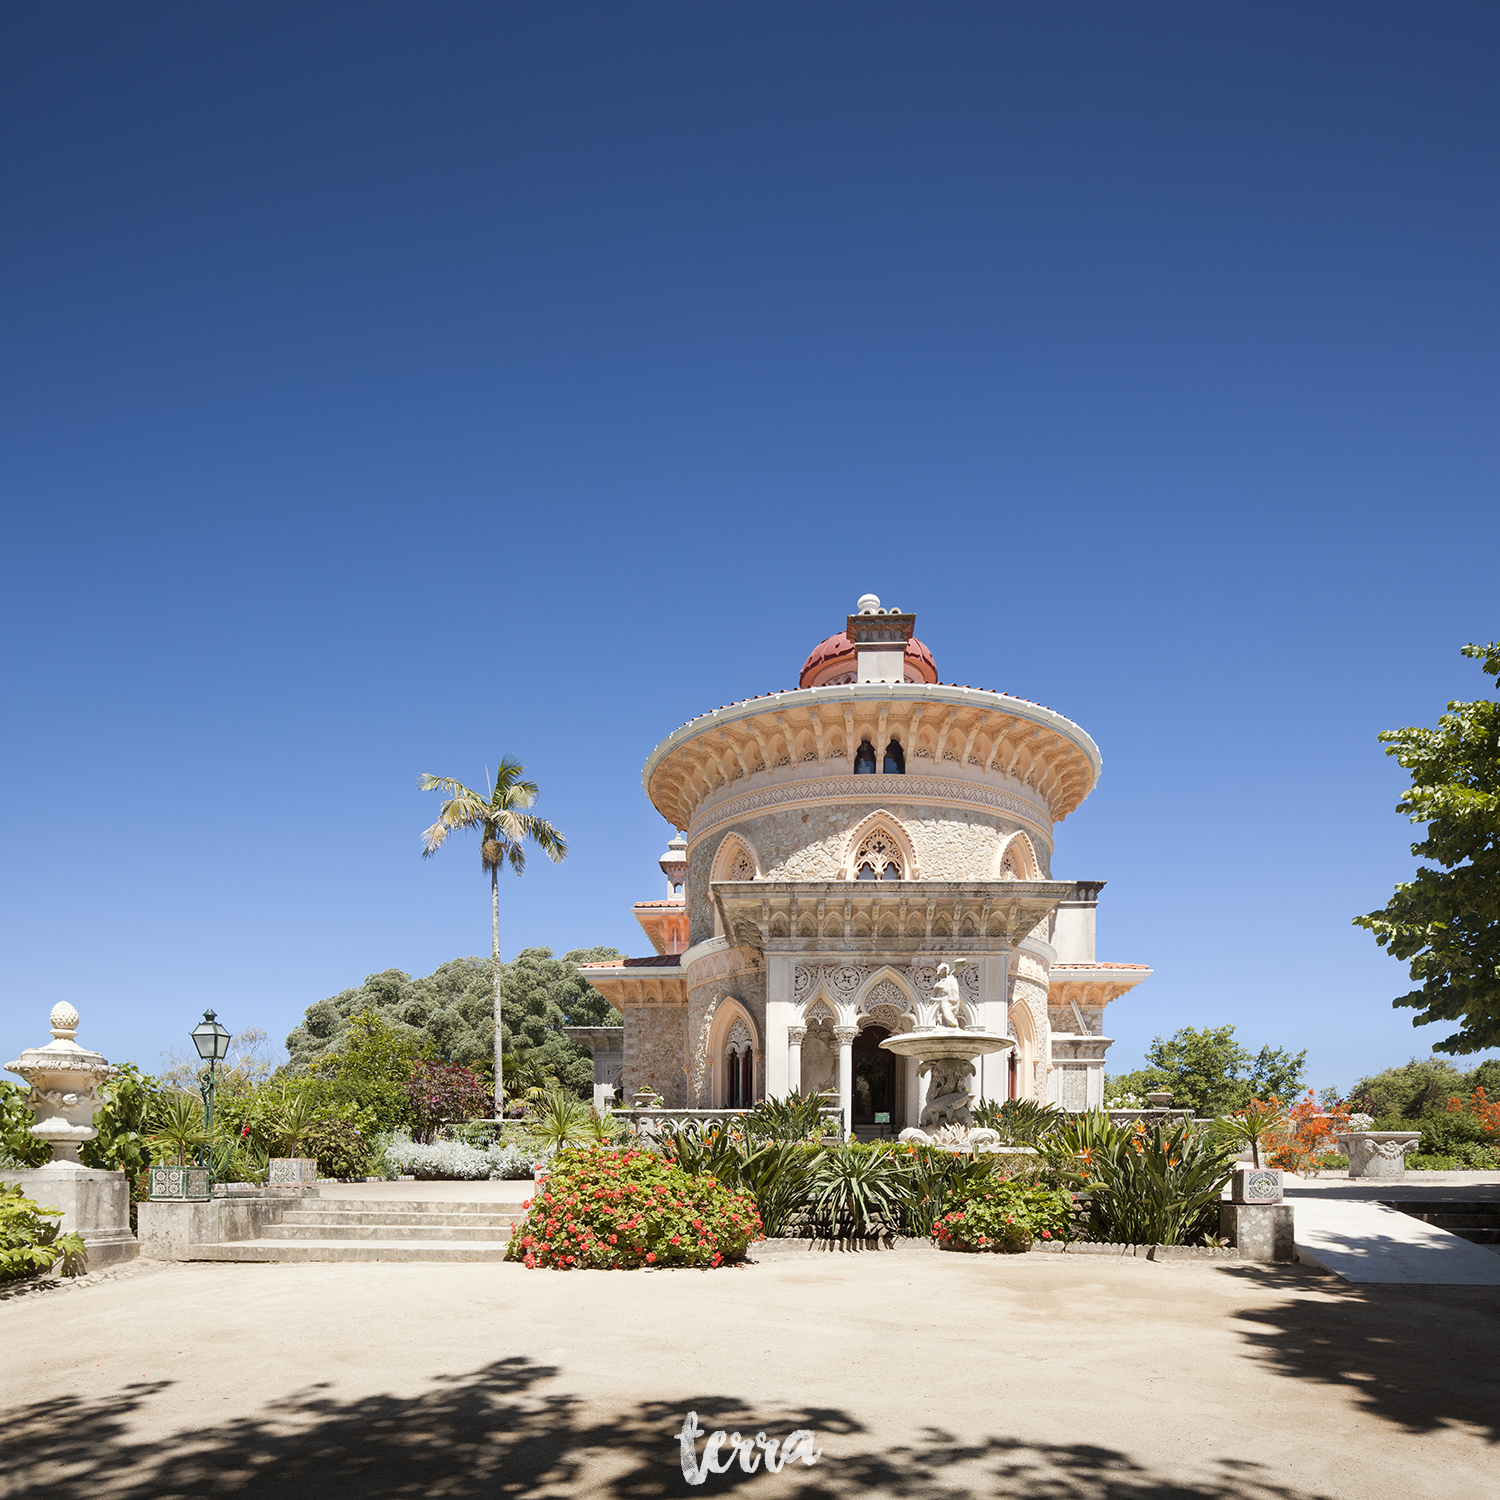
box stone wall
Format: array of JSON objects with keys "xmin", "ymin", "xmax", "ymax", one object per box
[
  {"xmin": 688, "ymin": 801, "xmax": 1052, "ymax": 946},
  {"xmin": 622, "ymin": 1006, "xmax": 688, "ymax": 1107},
  {"xmin": 686, "ymin": 968, "xmax": 768, "ymax": 1106}
]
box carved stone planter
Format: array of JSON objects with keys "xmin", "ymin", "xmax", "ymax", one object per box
[
  {"xmin": 1231, "ymin": 1167, "xmax": 1284, "ymax": 1204},
  {"xmin": 268, "ymin": 1157, "xmax": 319, "ymax": 1186},
  {"xmin": 149, "ymin": 1165, "xmax": 212, "ymax": 1200},
  {"xmin": 1337, "ymin": 1131, "xmax": 1421, "ymax": 1179}
]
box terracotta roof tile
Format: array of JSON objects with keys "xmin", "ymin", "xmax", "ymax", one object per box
[{"xmin": 579, "ymin": 954, "xmax": 683, "ymax": 969}]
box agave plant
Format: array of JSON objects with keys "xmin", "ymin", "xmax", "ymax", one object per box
[
  {"xmin": 1078, "ymin": 1120, "xmax": 1237, "ymax": 1246},
  {"xmin": 149, "ymin": 1094, "xmax": 208, "ymax": 1167},
  {"xmin": 523, "ymin": 1088, "xmax": 593, "ymax": 1152},
  {"xmin": 807, "ymin": 1147, "xmax": 912, "ymax": 1235}
]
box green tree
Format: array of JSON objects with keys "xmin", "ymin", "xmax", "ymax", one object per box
[
  {"xmin": 1346, "ymin": 1054, "xmax": 1500, "ymax": 1122},
  {"xmin": 284, "ymin": 949, "xmax": 621, "ymax": 1099},
  {"xmin": 1107, "ymin": 1024, "xmax": 1306, "ymax": 1116},
  {"xmin": 1354, "ymin": 642, "xmax": 1500, "ymax": 1054},
  {"xmin": 420, "ymin": 759, "xmax": 568, "ymax": 1114}
]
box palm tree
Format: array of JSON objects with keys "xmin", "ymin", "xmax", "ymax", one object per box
[{"xmin": 419, "ymin": 759, "xmax": 567, "ymax": 1117}]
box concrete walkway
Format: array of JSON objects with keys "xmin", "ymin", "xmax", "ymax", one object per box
[{"xmin": 1288, "ymin": 1195, "xmax": 1500, "ymax": 1284}]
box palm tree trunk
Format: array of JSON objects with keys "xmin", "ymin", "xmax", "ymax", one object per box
[{"xmin": 492, "ymin": 864, "xmax": 503, "ymax": 1121}]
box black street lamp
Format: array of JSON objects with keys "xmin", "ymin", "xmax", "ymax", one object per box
[{"xmin": 190, "ymin": 1008, "xmax": 231, "ymax": 1170}]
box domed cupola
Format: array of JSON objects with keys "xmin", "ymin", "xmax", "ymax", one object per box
[{"xmin": 799, "ymin": 594, "xmax": 939, "ymax": 688}]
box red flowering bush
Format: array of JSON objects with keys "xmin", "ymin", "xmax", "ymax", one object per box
[
  {"xmin": 1267, "ymin": 1091, "xmax": 1349, "ymax": 1175},
  {"xmin": 506, "ymin": 1146, "xmax": 761, "ymax": 1269},
  {"xmin": 932, "ymin": 1181, "xmax": 1073, "ymax": 1254}
]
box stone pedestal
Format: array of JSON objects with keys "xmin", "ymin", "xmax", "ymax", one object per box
[
  {"xmin": 1231, "ymin": 1168, "xmax": 1284, "ymax": 1204},
  {"xmin": 1, "ymin": 1167, "xmax": 138, "ymax": 1270},
  {"xmin": 1337, "ymin": 1131, "xmax": 1421, "ymax": 1179},
  {"xmin": 1220, "ymin": 1202, "xmax": 1294, "ymax": 1262}
]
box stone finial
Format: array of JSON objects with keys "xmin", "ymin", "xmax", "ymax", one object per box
[
  {"xmin": 49, "ymin": 1002, "xmax": 80, "ymax": 1041},
  {"xmin": 856, "ymin": 593, "xmax": 881, "ymax": 614}
]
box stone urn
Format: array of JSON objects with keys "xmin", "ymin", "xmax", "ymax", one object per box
[
  {"xmin": 1337, "ymin": 1131, "xmax": 1422, "ymax": 1179},
  {"xmin": 3, "ymin": 1003, "xmax": 139, "ymax": 1268},
  {"xmin": 5, "ymin": 1003, "xmax": 116, "ymax": 1165}
]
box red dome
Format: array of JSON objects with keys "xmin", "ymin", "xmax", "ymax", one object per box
[{"xmin": 798, "ymin": 632, "xmax": 938, "ymax": 689}]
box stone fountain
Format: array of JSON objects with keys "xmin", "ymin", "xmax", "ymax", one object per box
[
  {"xmin": 2, "ymin": 1003, "xmax": 139, "ymax": 1268},
  {"xmin": 879, "ymin": 963, "xmax": 1016, "ymax": 1150}
]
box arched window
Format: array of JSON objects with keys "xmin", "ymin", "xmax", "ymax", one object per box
[
  {"xmin": 853, "ymin": 741, "xmax": 877, "ymax": 775},
  {"xmin": 724, "ymin": 1019, "xmax": 754, "ymax": 1108},
  {"xmin": 883, "ymin": 737, "xmax": 905, "ymax": 775},
  {"xmin": 852, "ymin": 825, "xmax": 902, "ymax": 881}
]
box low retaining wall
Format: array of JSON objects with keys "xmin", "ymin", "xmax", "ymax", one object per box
[{"xmin": 137, "ymin": 1187, "xmax": 319, "ymax": 1261}]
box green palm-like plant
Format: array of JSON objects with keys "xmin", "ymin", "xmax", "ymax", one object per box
[
  {"xmin": 1209, "ymin": 1097, "xmax": 1287, "ymax": 1169},
  {"xmin": 808, "ymin": 1147, "xmax": 911, "ymax": 1236},
  {"xmin": 149, "ymin": 1095, "xmax": 208, "ymax": 1168},
  {"xmin": 420, "ymin": 759, "xmax": 568, "ymax": 1115},
  {"xmin": 524, "ymin": 1088, "xmax": 593, "ymax": 1153},
  {"xmin": 272, "ymin": 1092, "xmax": 319, "ymax": 1158},
  {"xmin": 741, "ymin": 1090, "xmax": 830, "ymax": 1144},
  {"xmin": 971, "ymin": 1097, "xmax": 1064, "ymax": 1146},
  {"xmin": 1078, "ymin": 1120, "xmax": 1238, "ymax": 1246}
]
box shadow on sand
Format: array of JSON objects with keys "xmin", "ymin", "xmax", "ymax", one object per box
[{"xmin": 1, "ymin": 1353, "xmax": 1347, "ymax": 1500}]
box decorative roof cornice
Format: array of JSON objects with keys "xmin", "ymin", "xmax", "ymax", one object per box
[{"xmin": 641, "ymin": 683, "xmax": 1100, "ymax": 833}]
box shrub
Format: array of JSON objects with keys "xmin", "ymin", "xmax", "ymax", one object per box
[
  {"xmin": 381, "ymin": 1130, "xmax": 541, "ymax": 1180},
  {"xmin": 507, "ymin": 1146, "xmax": 760, "ymax": 1269},
  {"xmin": 970, "ymin": 1098, "xmax": 1062, "ymax": 1146},
  {"xmin": 80, "ymin": 1063, "xmax": 162, "ymax": 1176},
  {"xmin": 303, "ymin": 1118, "xmax": 371, "ymax": 1180},
  {"xmin": 0, "ymin": 1082, "xmax": 48, "ymax": 1169},
  {"xmin": 1267, "ymin": 1093, "xmax": 1350, "ymax": 1174},
  {"xmin": 933, "ymin": 1180, "xmax": 1074, "ymax": 1253},
  {"xmin": 1, "ymin": 1185, "xmax": 86, "ymax": 1282},
  {"xmin": 1073, "ymin": 1119, "xmax": 1236, "ymax": 1246},
  {"xmin": 406, "ymin": 1061, "xmax": 492, "ymax": 1139},
  {"xmin": 805, "ymin": 1147, "xmax": 911, "ymax": 1235}
]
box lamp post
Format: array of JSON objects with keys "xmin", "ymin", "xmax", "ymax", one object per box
[{"xmin": 190, "ymin": 1008, "xmax": 231, "ymax": 1172}]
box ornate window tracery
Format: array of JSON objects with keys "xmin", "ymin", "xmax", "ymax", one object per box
[
  {"xmin": 853, "ymin": 825, "xmax": 903, "ymax": 881},
  {"xmin": 724, "ymin": 1019, "xmax": 754, "ymax": 1108}
]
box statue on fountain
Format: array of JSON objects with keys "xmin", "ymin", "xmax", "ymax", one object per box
[
  {"xmin": 918, "ymin": 1056, "xmax": 975, "ymax": 1127},
  {"xmin": 931, "ymin": 962, "xmax": 965, "ymax": 1028}
]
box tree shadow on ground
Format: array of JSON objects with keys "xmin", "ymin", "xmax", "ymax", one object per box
[
  {"xmin": 1, "ymin": 1355, "xmax": 1342, "ymax": 1500},
  {"xmin": 1221, "ymin": 1266, "xmax": 1500, "ymax": 1441}
]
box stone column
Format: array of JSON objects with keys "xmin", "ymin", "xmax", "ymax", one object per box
[
  {"xmin": 787, "ymin": 1026, "xmax": 805, "ymax": 1095},
  {"xmin": 763, "ymin": 952, "xmax": 795, "ymax": 1097},
  {"xmin": 977, "ymin": 943, "xmax": 1010, "ymax": 1105},
  {"xmin": 834, "ymin": 1026, "xmax": 858, "ymax": 1140}
]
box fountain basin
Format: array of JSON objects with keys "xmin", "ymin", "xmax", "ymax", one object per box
[{"xmin": 878, "ymin": 1029, "xmax": 1014, "ymax": 1061}]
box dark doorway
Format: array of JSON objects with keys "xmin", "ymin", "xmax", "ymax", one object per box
[{"xmin": 851, "ymin": 1025, "xmax": 899, "ymax": 1130}]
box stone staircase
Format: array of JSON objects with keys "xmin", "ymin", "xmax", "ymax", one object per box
[
  {"xmin": 1383, "ymin": 1200, "xmax": 1500, "ymax": 1249},
  {"xmin": 187, "ymin": 1198, "xmax": 529, "ymax": 1263}
]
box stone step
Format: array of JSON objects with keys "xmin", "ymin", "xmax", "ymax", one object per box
[
  {"xmin": 187, "ymin": 1240, "xmax": 511, "ymax": 1264},
  {"xmin": 296, "ymin": 1199, "xmax": 529, "ymax": 1216},
  {"xmin": 277, "ymin": 1209, "xmax": 524, "ymax": 1229},
  {"xmin": 1381, "ymin": 1202, "xmax": 1500, "ymax": 1246},
  {"xmin": 262, "ymin": 1221, "xmax": 514, "ymax": 1243}
]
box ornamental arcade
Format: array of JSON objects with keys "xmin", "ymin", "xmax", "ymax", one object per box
[{"xmin": 579, "ymin": 595, "xmax": 1149, "ymax": 1132}]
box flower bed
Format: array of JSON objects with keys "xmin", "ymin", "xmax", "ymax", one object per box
[
  {"xmin": 507, "ymin": 1145, "xmax": 761, "ymax": 1269},
  {"xmin": 932, "ymin": 1181, "xmax": 1074, "ymax": 1253}
]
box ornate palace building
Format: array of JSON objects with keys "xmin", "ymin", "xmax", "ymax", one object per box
[{"xmin": 581, "ymin": 596, "xmax": 1149, "ymax": 1129}]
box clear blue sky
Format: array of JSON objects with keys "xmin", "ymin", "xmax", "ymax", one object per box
[{"xmin": 2, "ymin": 4, "xmax": 1497, "ymax": 1092}]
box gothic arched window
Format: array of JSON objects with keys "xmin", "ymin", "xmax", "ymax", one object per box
[
  {"xmin": 853, "ymin": 741, "xmax": 877, "ymax": 775},
  {"xmin": 724, "ymin": 1020, "xmax": 754, "ymax": 1108},
  {"xmin": 852, "ymin": 825, "xmax": 902, "ymax": 881},
  {"xmin": 883, "ymin": 738, "xmax": 905, "ymax": 775}
]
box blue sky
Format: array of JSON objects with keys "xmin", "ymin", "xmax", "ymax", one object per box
[{"xmin": 2, "ymin": 4, "xmax": 1497, "ymax": 1092}]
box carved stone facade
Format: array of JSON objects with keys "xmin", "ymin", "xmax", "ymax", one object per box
[{"xmin": 582, "ymin": 596, "xmax": 1152, "ymax": 1126}]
